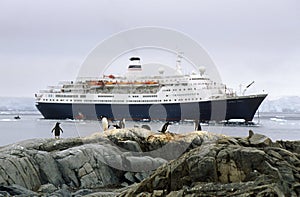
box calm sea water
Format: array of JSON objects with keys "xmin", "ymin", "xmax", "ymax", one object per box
[{"xmin": 0, "ymin": 111, "xmax": 299, "ymax": 146}]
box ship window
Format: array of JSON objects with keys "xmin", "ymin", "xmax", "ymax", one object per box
[
  {"xmin": 98, "ymin": 95, "xmax": 114, "ymax": 97},
  {"xmin": 128, "ymin": 65, "xmax": 141, "ymax": 69}
]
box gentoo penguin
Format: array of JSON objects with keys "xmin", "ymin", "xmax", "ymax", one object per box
[
  {"xmin": 51, "ymin": 122, "xmax": 63, "ymax": 139},
  {"xmin": 158, "ymin": 122, "xmax": 171, "ymax": 134},
  {"xmin": 194, "ymin": 120, "xmax": 202, "ymax": 131},
  {"xmin": 100, "ymin": 116, "xmax": 109, "ymax": 131},
  {"xmin": 119, "ymin": 118, "xmax": 125, "ymax": 129},
  {"xmin": 111, "ymin": 124, "xmax": 121, "ymax": 129}
]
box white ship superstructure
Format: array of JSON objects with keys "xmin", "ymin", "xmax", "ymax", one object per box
[{"xmin": 35, "ymin": 57, "xmax": 267, "ymax": 121}]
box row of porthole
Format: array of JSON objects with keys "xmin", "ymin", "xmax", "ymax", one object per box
[
  {"xmin": 43, "ymin": 99, "xmax": 71, "ymax": 102},
  {"xmin": 42, "ymin": 97, "xmax": 202, "ymax": 103}
]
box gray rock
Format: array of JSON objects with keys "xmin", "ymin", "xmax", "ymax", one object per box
[
  {"xmin": 119, "ymin": 134, "xmax": 300, "ymax": 196},
  {"xmin": 125, "ymin": 156, "xmax": 167, "ymax": 172},
  {"xmin": 166, "ymin": 190, "xmax": 184, "ymax": 197},
  {"xmin": 248, "ymin": 131, "xmax": 272, "ymax": 146},
  {"xmin": 0, "ymin": 191, "xmax": 10, "ymax": 196},
  {"xmin": 134, "ymin": 172, "xmax": 149, "ymax": 182},
  {"xmin": 190, "ymin": 135, "xmax": 203, "ymax": 148},
  {"xmin": 118, "ymin": 140, "xmax": 142, "ymax": 152},
  {"xmin": 124, "ymin": 172, "xmax": 136, "ymax": 183},
  {"xmin": 141, "ymin": 124, "xmax": 151, "ymax": 131},
  {"xmin": 1, "ymin": 128, "xmax": 297, "ymax": 196},
  {"xmin": 49, "ymin": 184, "xmax": 71, "ymax": 197},
  {"xmin": 38, "ymin": 183, "xmax": 57, "ymax": 193},
  {"xmin": 0, "ymin": 149, "xmax": 41, "ymax": 190},
  {"xmin": 72, "ymin": 189, "xmax": 93, "ymax": 196},
  {"xmin": 0, "ymin": 184, "xmax": 38, "ymax": 196},
  {"xmin": 33, "ymin": 150, "xmax": 64, "ymax": 186},
  {"xmin": 121, "ymin": 182, "xmax": 129, "ymax": 187},
  {"xmin": 82, "ymin": 191, "xmax": 119, "ymax": 197},
  {"xmin": 78, "ymin": 163, "xmax": 93, "ymax": 178},
  {"xmin": 80, "ymin": 171, "xmax": 99, "ymax": 189}
]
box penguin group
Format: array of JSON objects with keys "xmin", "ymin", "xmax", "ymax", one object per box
[
  {"xmin": 99, "ymin": 116, "xmax": 125, "ymax": 131},
  {"xmin": 99, "ymin": 117, "xmax": 202, "ymax": 133},
  {"xmin": 157, "ymin": 120, "xmax": 201, "ymax": 134}
]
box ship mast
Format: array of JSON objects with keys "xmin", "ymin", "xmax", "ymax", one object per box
[{"xmin": 176, "ymin": 51, "xmax": 183, "ymax": 74}]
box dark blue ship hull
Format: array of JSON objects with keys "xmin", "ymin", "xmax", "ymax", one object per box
[{"xmin": 36, "ymin": 94, "xmax": 267, "ymax": 122}]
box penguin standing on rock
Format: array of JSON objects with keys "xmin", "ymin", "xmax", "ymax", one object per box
[
  {"xmin": 100, "ymin": 116, "xmax": 109, "ymax": 131},
  {"xmin": 194, "ymin": 120, "xmax": 202, "ymax": 131},
  {"xmin": 51, "ymin": 122, "xmax": 63, "ymax": 139},
  {"xmin": 119, "ymin": 118, "xmax": 126, "ymax": 129},
  {"xmin": 111, "ymin": 124, "xmax": 121, "ymax": 129},
  {"xmin": 158, "ymin": 122, "xmax": 171, "ymax": 134},
  {"xmin": 111, "ymin": 118, "xmax": 125, "ymax": 129}
]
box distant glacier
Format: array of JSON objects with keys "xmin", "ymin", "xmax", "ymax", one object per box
[
  {"xmin": 260, "ymin": 96, "xmax": 300, "ymax": 113},
  {"xmin": 0, "ymin": 97, "xmax": 37, "ymax": 112}
]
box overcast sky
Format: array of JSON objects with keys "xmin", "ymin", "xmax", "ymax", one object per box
[{"xmin": 0, "ymin": 0, "xmax": 299, "ymax": 99}]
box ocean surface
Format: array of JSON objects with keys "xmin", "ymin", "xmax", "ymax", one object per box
[{"xmin": 0, "ymin": 111, "xmax": 299, "ymax": 146}]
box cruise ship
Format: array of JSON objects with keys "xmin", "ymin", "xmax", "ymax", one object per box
[{"xmin": 35, "ymin": 57, "xmax": 267, "ymax": 122}]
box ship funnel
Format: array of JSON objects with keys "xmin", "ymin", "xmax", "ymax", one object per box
[
  {"xmin": 128, "ymin": 57, "xmax": 142, "ymax": 70},
  {"xmin": 126, "ymin": 57, "xmax": 142, "ymax": 78}
]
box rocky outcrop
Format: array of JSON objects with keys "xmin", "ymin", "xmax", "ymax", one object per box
[
  {"xmin": 0, "ymin": 128, "xmax": 299, "ymax": 196},
  {"xmin": 120, "ymin": 131, "xmax": 300, "ymax": 197},
  {"xmin": 0, "ymin": 128, "xmax": 223, "ymax": 196}
]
